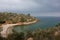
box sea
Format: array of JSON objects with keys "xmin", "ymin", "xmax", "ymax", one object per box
[{"xmin": 13, "ymin": 16, "xmax": 60, "ymax": 33}]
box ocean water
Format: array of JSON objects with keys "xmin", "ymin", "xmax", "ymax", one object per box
[{"xmin": 13, "ymin": 17, "xmax": 60, "ymax": 33}]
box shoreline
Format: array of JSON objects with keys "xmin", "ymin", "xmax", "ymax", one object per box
[
  {"xmin": 0, "ymin": 19, "xmax": 38, "ymax": 26},
  {"xmin": 17, "ymin": 19, "xmax": 38, "ymax": 25},
  {"xmin": 0, "ymin": 19, "xmax": 38, "ymax": 38}
]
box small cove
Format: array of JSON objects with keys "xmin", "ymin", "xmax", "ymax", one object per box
[{"xmin": 13, "ymin": 17, "xmax": 60, "ymax": 33}]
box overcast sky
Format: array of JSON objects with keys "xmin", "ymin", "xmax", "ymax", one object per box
[{"xmin": 0, "ymin": 0, "xmax": 60, "ymax": 16}]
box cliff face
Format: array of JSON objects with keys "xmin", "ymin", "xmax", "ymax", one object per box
[{"xmin": 0, "ymin": 12, "xmax": 36, "ymax": 24}]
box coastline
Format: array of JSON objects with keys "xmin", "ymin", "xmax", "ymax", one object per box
[
  {"xmin": 18, "ymin": 19, "xmax": 38, "ymax": 25},
  {"xmin": 0, "ymin": 19, "xmax": 38, "ymax": 38}
]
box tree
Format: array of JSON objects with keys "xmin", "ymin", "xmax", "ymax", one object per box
[
  {"xmin": 0, "ymin": 20, "xmax": 5, "ymax": 24},
  {"xmin": 27, "ymin": 13, "xmax": 30, "ymax": 17},
  {"xmin": 20, "ymin": 17, "xmax": 26, "ymax": 22}
]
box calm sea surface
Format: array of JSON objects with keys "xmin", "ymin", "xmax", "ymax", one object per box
[{"xmin": 13, "ymin": 17, "xmax": 60, "ymax": 33}]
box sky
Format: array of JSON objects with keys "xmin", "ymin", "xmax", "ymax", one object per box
[{"xmin": 0, "ymin": 0, "xmax": 60, "ymax": 16}]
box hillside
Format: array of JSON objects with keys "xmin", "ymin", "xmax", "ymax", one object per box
[{"xmin": 0, "ymin": 12, "xmax": 36, "ymax": 24}]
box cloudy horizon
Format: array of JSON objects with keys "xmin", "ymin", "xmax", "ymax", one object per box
[{"xmin": 0, "ymin": 0, "xmax": 60, "ymax": 16}]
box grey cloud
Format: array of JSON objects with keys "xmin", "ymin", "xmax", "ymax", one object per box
[
  {"xmin": 0, "ymin": 0, "xmax": 39, "ymax": 10},
  {"xmin": 0, "ymin": 0, "xmax": 60, "ymax": 16}
]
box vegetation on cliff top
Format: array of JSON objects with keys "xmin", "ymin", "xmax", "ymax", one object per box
[{"xmin": 0, "ymin": 12, "xmax": 36, "ymax": 24}]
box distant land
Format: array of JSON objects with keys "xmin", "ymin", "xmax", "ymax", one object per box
[
  {"xmin": 0, "ymin": 12, "xmax": 37, "ymax": 25},
  {"xmin": 0, "ymin": 12, "xmax": 37, "ymax": 38}
]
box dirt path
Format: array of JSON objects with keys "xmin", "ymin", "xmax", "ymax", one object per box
[
  {"xmin": 0, "ymin": 24, "xmax": 19, "ymax": 38},
  {"xmin": 0, "ymin": 20, "xmax": 37, "ymax": 38}
]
